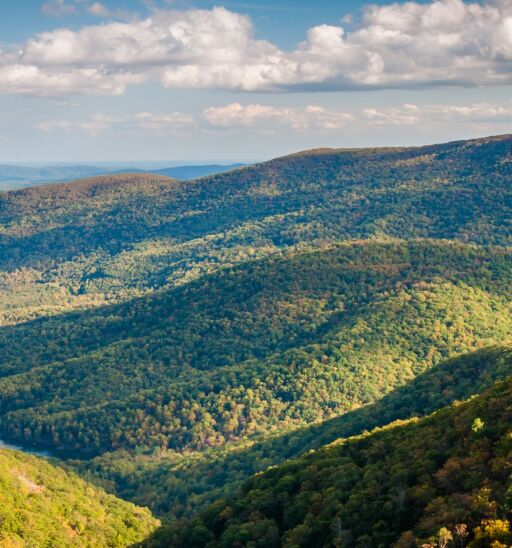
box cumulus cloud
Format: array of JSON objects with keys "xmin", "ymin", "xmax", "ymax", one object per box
[
  {"xmin": 87, "ymin": 2, "xmax": 110, "ymax": 17},
  {"xmin": 203, "ymin": 103, "xmax": 355, "ymax": 130},
  {"xmin": 36, "ymin": 100, "xmax": 512, "ymax": 136},
  {"xmin": 2, "ymin": 1, "xmax": 512, "ymax": 95},
  {"xmin": 134, "ymin": 112, "xmax": 196, "ymax": 134},
  {"xmin": 42, "ymin": 0, "xmax": 122, "ymax": 19},
  {"xmin": 439, "ymin": 103, "xmax": 512, "ymax": 120},
  {"xmin": 204, "ymin": 101, "xmax": 512, "ymax": 130},
  {"xmin": 42, "ymin": 0, "xmax": 77, "ymax": 17},
  {"xmin": 363, "ymin": 102, "xmax": 512, "ymax": 125},
  {"xmin": 363, "ymin": 105, "xmax": 421, "ymax": 126},
  {"xmin": 0, "ymin": 64, "xmax": 138, "ymax": 95},
  {"xmin": 36, "ymin": 111, "xmax": 196, "ymax": 135}
]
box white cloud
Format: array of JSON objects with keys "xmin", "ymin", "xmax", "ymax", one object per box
[
  {"xmin": 134, "ymin": 112, "xmax": 196, "ymax": 134},
  {"xmin": 1, "ymin": 1, "xmax": 511, "ymax": 96},
  {"xmin": 36, "ymin": 111, "xmax": 195, "ymax": 135},
  {"xmin": 42, "ymin": 0, "xmax": 77, "ymax": 17},
  {"xmin": 363, "ymin": 105, "xmax": 421, "ymax": 125},
  {"xmin": 204, "ymin": 101, "xmax": 512, "ymax": 131},
  {"xmin": 87, "ymin": 2, "xmax": 110, "ymax": 17},
  {"xmin": 37, "ymin": 113, "xmax": 121, "ymax": 134},
  {"xmin": 42, "ymin": 0, "xmax": 125, "ymax": 19},
  {"xmin": 36, "ymin": 101, "xmax": 512, "ymax": 136},
  {"xmin": 203, "ymin": 103, "xmax": 354, "ymax": 130},
  {"xmin": 439, "ymin": 103, "xmax": 512, "ymax": 119},
  {"xmin": 363, "ymin": 102, "xmax": 512, "ymax": 125},
  {"xmin": 0, "ymin": 63, "xmax": 140, "ymax": 95}
]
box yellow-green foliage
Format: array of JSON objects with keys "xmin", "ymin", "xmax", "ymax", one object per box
[
  {"xmin": 160, "ymin": 370, "xmax": 512, "ymax": 547},
  {"xmin": 0, "ymin": 241, "xmax": 511, "ymax": 457},
  {"xmin": 83, "ymin": 347, "xmax": 512, "ymax": 522},
  {"xmin": 0, "ymin": 135, "xmax": 510, "ymax": 544},
  {"xmin": 0, "ymin": 449, "xmax": 158, "ymax": 547},
  {"xmin": 0, "ymin": 135, "xmax": 510, "ymax": 326}
]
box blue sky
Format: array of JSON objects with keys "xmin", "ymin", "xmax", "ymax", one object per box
[{"xmin": 0, "ymin": 0, "xmax": 511, "ymax": 163}]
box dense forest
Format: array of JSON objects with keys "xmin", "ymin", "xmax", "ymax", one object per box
[
  {"xmin": 0, "ymin": 240, "xmax": 511, "ymax": 456},
  {"xmin": 151, "ymin": 367, "xmax": 512, "ymax": 547},
  {"xmin": 0, "ymin": 135, "xmax": 510, "ymax": 327},
  {"xmin": 0, "ymin": 135, "xmax": 510, "ymax": 545},
  {"xmin": 82, "ymin": 347, "xmax": 512, "ymax": 520},
  {"xmin": 0, "ymin": 448, "xmax": 157, "ymax": 546}
]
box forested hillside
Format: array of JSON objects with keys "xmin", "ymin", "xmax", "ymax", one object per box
[
  {"xmin": 85, "ymin": 347, "xmax": 512, "ymax": 520},
  {"xmin": 0, "ymin": 449, "xmax": 157, "ymax": 546},
  {"xmin": 155, "ymin": 367, "xmax": 512, "ymax": 547},
  {"xmin": 0, "ymin": 135, "xmax": 510, "ymax": 327},
  {"xmin": 0, "ymin": 240, "xmax": 510, "ymax": 456},
  {"xmin": 0, "ymin": 135, "xmax": 510, "ymax": 545}
]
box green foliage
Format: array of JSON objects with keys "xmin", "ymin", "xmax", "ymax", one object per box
[
  {"xmin": 159, "ymin": 373, "xmax": 512, "ymax": 547},
  {"xmin": 0, "ymin": 241, "xmax": 510, "ymax": 456},
  {"xmin": 79, "ymin": 346, "xmax": 512, "ymax": 521},
  {"xmin": 0, "ymin": 135, "xmax": 511, "ymax": 545},
  {"xmin": 0, "ymin": 448, "xmax": 158, "ymax": 546},
  {"xmin": 0, "ymin": 135, "xmax": 510, "ymax": 322}
]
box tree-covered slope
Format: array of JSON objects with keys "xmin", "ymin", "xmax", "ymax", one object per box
[
  {"xmin": 85, "ymin": 346, "xmax": 512, "ymax": 520},
  {"xmin": 0, "ymin": 135, "xmax": 510, "ymax": 327},
  {"xmin": 0, "ymin": 135, "xmax": 510, "ymax": 545},
  {"xmin": 157, "ymin": 364, "xmax": 512, "ymax": 547},
  {"xmin": 0, "ymin": 448, "xmax": 158, "ymax": 547},
  {"xmin": 0, "ymin": 240, "xmax": 510, "ymax": 456}
]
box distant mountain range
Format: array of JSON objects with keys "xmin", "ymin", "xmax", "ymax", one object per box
[
  {"xmin": 0, "ymin": 134, "xmax": 510, "ymax": 546},
  {"xmin": 0, "ymin": 162, "xmax": 246, "ymax": 190}
]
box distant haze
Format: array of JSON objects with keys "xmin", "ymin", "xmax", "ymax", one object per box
[{"xmin": 0, "ymin": 163, "xmax": 247, "ymax": 191}]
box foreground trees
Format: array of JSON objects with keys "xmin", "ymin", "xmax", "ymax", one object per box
[
  {"xmin": 151, "ymin": 374, "xmax": 512, "ymax": 547},
  {"xmin": 0, "ymin": 449, "xmax": 158, "ymax": 546}
]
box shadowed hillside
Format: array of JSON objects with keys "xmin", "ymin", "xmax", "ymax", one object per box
[
  {"xmin": 0, "ymin": 136, "xmax": 510, "ymax": 545},
  {"xmin": 85, "ymin": 347, "xmax": 512, "ymax": 520},
  {"xmin": 0, "ymin": 240, "xmax": 510, "ymax": 457},
  {"xmin": 152, "ymin": 359, "xmax": 512, "ymax": 547}
]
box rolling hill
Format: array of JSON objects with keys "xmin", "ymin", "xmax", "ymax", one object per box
[
  {"xmin": 0, "ymin": 163, "xmax": 246, "ymax": 191},
  {"xmin": 0, "ymin": 240, "xmax": 510, "ymax": 457},
  {"xmin": 84, "ymin": 346, "xmax": 512, "ymax": 520},
  {"xmin": 0, "ymin": 134, "xmax": 510, "ymax": 544},
  {"xmin": 0, "ymin": 135, "xmax": 510, "ymax": 314},
  {"xmin": 154, "ymin": 363, "xmax": 512, "ymax": 547}
]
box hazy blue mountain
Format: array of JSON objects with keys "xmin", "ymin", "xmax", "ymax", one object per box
[
  {"xmin": 0, "ymin": 163, "xmax": 247, "ymax": 191},
  {"xmin": 0, "ymin": 164, "xmax": 118, "ymax": 190}
]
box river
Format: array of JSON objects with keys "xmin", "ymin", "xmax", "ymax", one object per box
[{"xmin": 0, "ymin": 438, "xmax": 53, "ymax": 458}]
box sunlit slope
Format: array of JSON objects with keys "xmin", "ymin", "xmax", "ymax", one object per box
[
  {"xmin": 0, "ymin": 135, "xmax": 510, "ymax": 326},
  {"xmin": 158, "ymin": 359, "xmax": 512, "ymax": 547},
  {"xmin": 0, "ymin": 240, "xmax": 510, "ymax": 455},
  {"xmin": 85, "ymin": 346, "xmax": 512, "ymax": 520},
  {"xmin": 0, "ymin": 449, "xmax": 158, "ymax": 547}
]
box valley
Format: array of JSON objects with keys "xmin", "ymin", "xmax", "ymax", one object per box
[{"xmin": 0, "ymin": 134, "xmax": 510, "ymax": 546}]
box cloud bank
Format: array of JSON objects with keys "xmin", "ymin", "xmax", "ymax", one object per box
[
  {"xmin": 9, "ymin": 0, "xmax": 511, "ymax": 96},
  {"xmin": 36, "ymin": 101, "xmax": 512, "ymax": 135}
]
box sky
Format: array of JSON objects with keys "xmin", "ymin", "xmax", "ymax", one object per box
[{"xmin": 0, "ymin": 0, "xmax": 511, "ymax": 163}]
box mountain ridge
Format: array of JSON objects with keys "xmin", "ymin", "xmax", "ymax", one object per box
[
  {"xmin": 2, "ymin": 133, "xmax": 510, "ymax": 197},
  {"xmin": 153, "ymin": 363, "xmax": 512, "ymax": 547},
  {"xmin": 0, "ymin": 133, "xmax": 510, "ymax": 545}
]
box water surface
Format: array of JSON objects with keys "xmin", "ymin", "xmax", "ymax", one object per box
[{"xmin": 0, "ymin": 438, "xmax": 53, "ymax": 458}]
